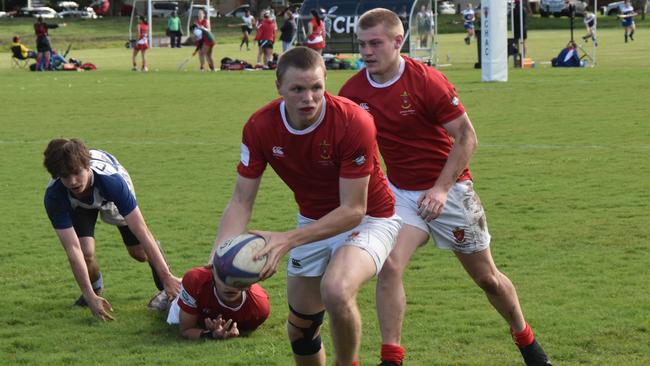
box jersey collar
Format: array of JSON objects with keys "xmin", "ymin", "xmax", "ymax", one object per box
[
  {"xmin": 279, "ymin": 96, "xmax": 327, "ymax": 135},
  {"xmin": 366, "ymin": 56, "xmax": 405, "ymax": 89},
  {"xmin": 212, "ymin": 286, "xmax": 247, "ymax": 311}
]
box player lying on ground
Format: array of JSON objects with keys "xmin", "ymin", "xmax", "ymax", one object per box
[{"xmin": 166, "ymin": 255, "xmax": 270, "ymax": 340}]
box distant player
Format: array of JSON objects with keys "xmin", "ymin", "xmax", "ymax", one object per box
[
  {"xmin": 190, "ymin": 24, "xmax": 216, "ymax": 71},
  {"xmin": 339, "ymin": 9, "xmax": 552, "ymax": 366},
  {"xmin": 43, "ymin": 138, "xmax": 181, "ymax": 321},
  {"xmin": 132, "ymin": 15, "xmax": 149, "ymax": 71},
  {"xmin": 582, "ymin": 9, "xmax": 597, "ymax": 46},
  {"xmin": 210, "ymin": 47, "xmax": 400, "ymax": 366},
  {"xmin": 166, "ymin": 258, "xmax": 270, "ymax": 340},
  {"xmin": 462, "ymin": 3, "xmax": 476, "ymax": 45},
  {"xmin": 255, "ymin": 10, "xmax": 276, "ymax": 66},
  {"xmin": 619, "ymin": 0, "xmax": 637, "ymax": 43},
  {"xmin": 33, "ymin": 15, "xmax": 65, "ymax": 71}
]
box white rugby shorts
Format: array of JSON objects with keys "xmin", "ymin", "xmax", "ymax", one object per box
[
  {"xmin": 390, "ymin": 180, "xmax": 490, "ymax": 254},
  {"xmin": 286, "ymin": 214, "xmax": 402, "ymax": 277}
]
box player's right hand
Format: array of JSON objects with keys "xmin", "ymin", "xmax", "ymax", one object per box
[{"xmin": 89, "ymin": 295, "xmax": 114, "ymax": 321}]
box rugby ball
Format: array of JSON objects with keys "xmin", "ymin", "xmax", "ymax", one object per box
[{"xmin": 213, "ymin": 234, "xmax": 267, "ymax": 288}]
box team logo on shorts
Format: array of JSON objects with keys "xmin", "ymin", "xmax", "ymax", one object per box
[
  {"xmin": 452, "ymin": 227, "xmax": 466, "ymax": 244},
  {"xmin": 291, "ymin": 258, "xmax": 302, "ymax": 268},
  {"xmin": 346, "ymin": 231, "xmax": 362, "ymax": 244}
]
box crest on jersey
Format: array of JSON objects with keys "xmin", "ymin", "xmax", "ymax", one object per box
[
  {"xmin": 451, "ymin": 96, "xmax": 460, "ymax": 106},
  {"xmin": 359, "ymin": 102, "xmax": 369, "ymax": 111},
  {"xmin": 452, "ymin": 227, "xmax": 465, "ymax": 244},
  {"xmin": 400, "ymin": 91, "xmax": 412, "ymax": 109},
  {"xmin": 320, "ymin": 140, "xmax": 331, "ymax": 160}
]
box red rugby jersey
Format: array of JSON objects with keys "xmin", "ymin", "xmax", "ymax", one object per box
[
  {"xmin": 340, "ymin": 56, "xmax": 472, "ymax": 191},
  {"xmin": 178, "ymin": 267, "xmax": 270, "ymax": 332},
  {"xmin": 237, "ymin": 92, "xmax": 395, "ymax": 219}
]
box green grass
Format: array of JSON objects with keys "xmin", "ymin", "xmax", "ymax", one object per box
[{"xmin": 1, "ymin": 27, "xmax": 649, "ymax": 365}]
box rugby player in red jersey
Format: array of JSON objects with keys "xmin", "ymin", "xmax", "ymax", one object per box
[
  {"xmin": 166, "ymin": 258, "xmax": 270, "ymax": 340},
  {"xmin": 339, "ymin": 8, "xmax": 551, "ymax": 366},
  {"xmin": 210, "ymin": 46, "xmax": 401, "ymax": 366}
]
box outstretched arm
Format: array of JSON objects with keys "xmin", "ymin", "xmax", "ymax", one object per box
[
  {"xmin": 209, "ymin": 175, "xmax": 261, "ymax": 262},
  {"xmin": 124, "ymin": 207, "xmax": 181, "ymax": 298},
  {"xmin": 55, "ymin": 227, "xmax": 114, "ymax": 321},
  {"xmin": 254, "ymin": 175, "xmax": 369, "ymax": 279}
]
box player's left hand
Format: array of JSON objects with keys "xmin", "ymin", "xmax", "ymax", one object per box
[
  {"xmin": 250, "ymin": 230, "xmax": 293, "ymax": 280},
  {"xmin": 417, "ymin": 186, "xmax": 448, "ymax": 222},
  {"xmin": 205, "ymin": 315, "xmax": 240, "ymax": 339},
  {"xmin": 163, "ymin": 275, "xmax": 182, "ymax": 299}
]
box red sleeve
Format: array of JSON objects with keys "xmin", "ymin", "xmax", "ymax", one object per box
[
  {"xmin": 338, "ymin": 103, "xmax": 376, "ymax": 179},
  {"xmin": 236, "ymin": 116, "xmax": 267, "ymax": 179},
  {"xmin": 177, "ymin": 269, "xmax": 201, "ymax": 315},
  {"xmin": 238, "ymin": 284, "xmax": 270, "ymax": 331},
  {"xmin": 425, "ymin": 69, "xmax": 465, "ymax": 125}
]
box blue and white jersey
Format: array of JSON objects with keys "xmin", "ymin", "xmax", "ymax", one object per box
[
  {"xmin": 462, "ymin": 8, "xmax": 475, "ymax": 24},
  {"xmin": 584, "ymin": 12, "xmax": 596, "ymax": 28},
  {"xmin": 44, "ymin": 149, "xmax": 137, "ymax": 230},
  {"xmin": 620, "ymin": 3, "xmax": 635, "ymax": 26}
]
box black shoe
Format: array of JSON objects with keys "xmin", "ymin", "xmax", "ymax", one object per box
[
  {"xmin": 378, "ymin": 362, "xmax": 401, "ymax": 366},
  {"xmin": 464, "ymin": 37, "xmax": 470, "ymax": 45},
  {"xmin": 519, "ymin": 339, "xmax": 552, "ymax": 366}
]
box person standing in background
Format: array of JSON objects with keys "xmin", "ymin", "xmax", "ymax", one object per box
[{"xmin": 167, "ymin": 11, "xmax": 182, "ymax": 48}]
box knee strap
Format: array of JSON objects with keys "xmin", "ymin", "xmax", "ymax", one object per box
[{"xmin": 288, "ymin": 305, "xmax": 325, "ymax": 356}]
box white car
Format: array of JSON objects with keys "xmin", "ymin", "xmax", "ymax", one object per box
[
  {"xmin": 184, "ymin": 4, "xmax": 218, "ymax": 18},
  {"xmin": 151, "ymin": 2, "xmax": 179, "ymax": 17},
  {"xmin": 58, "ymin": 7, "xmax": 98, "ymax": 19},
  {"xmin": 438, "ymin": 1, "xmax": 456, "ymax": 15},
  {"xmin": 601, "ymin": 1, "xmax": 650, "ymax": 15},
  {"xmin": 19, "ymin": 6, "xmax": 59, "ymax": 18},
  {"xmin": 224, "ymin": 4, "xmax": 250, "ymax": 17}
]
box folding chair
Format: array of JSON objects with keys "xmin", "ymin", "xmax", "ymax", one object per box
[{"xmin": 10, "ymin": 46, "xmax": 31, "ymax": 69}]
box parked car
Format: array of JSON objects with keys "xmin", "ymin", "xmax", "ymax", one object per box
[
  {"xmin": 151, "ymin": 2, "xmax": 179, "ymax": 17},
  {"xmin": 58, "ymin": 7, "xmax": 98, "ymax": 19},
  {"xmin": 224, "ymin": 4, "xmax": 250, "ymax": 17},
  {"xmin": 18, "ymin": 6, "xmax": 59, "ymax": 18},
  {"xmin": 540, "ymin": 0, "xmax": 587, "ymax": 17},
  {"xmin": 601, "ymin": 1, "xmax": 650, "ymax": 15},
  {"xmin": 438, "ymin": 1, "xmax": 456, "ymax": 15},
  {"xmin": 184, "ymin": 4, "xmax": 218, "ymax": 18}
]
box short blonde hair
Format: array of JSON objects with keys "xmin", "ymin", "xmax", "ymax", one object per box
[
  {"xmin": 357, "ymin": 8, "xmax": 404, "ymax": 38},
  {"xmin": 276, "ymin": 46, "xmax": 326, "ymax": 84}
]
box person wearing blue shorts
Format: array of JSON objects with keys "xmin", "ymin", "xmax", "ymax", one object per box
[
  {"xmin": 461, "ymin": 3, "xmax": 476, "ymax": 45},
  {"xmin": 619, "ymin": 0, "xmax": 637, "ymax": 43}
]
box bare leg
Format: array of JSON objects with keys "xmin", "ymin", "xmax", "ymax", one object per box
[
  {"xmin": 455, "ymin": 248, "xmax": 526, "ymax": 332},
  {"xmin": 321, "ymin": 245, "xmax": 376, "ymax": 366},
  {"xmin": 376, "ymin": 225, "xmax": 429, "ymax": 346}
]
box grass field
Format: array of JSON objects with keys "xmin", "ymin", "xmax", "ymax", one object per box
[{"xmin": 1, "ymin": 22, "xmax": 649, "ymax": 366}]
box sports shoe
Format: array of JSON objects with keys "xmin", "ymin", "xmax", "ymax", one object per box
[
  {"xmin": 131, "ymin": 66, "xmax": 137, "ymax": 71},
  {"xmin": 378, "ymin": 361, "xmax": 401, "ymax": 366},
  {"xmin": 147, "ymin": 290, "xmax": 170, "ymax": 311},
  {"xmin": 519, "ymin": 339, "xmax": 552, "ymax": 366},
  {"xmin": 73, "ymin": 288, "xmax": 102, "ymax": 307},
  {"xmin": 141, "ymin": 66, "xmax": 149, "ymax": 72}
]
